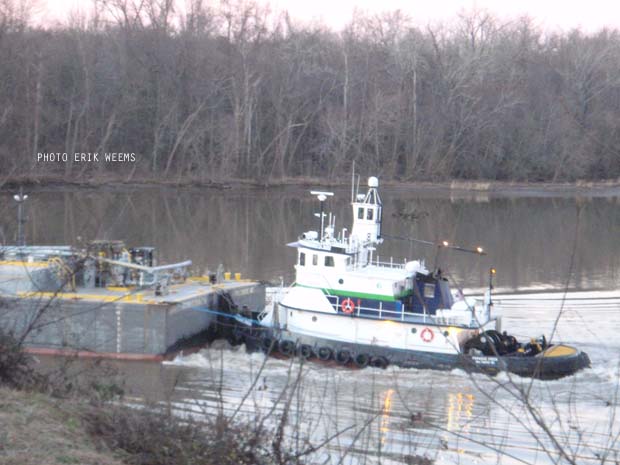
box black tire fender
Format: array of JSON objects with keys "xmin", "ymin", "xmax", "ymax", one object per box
[
  {"xmin": 354, "ymin": 353, "xmax": 370, "ymax": 368},
  {"xmin": 370, "ymin": 356, "xmax": 389, "ymax": 369},
  {"xmin": 317, "ymin": 346, "xmax": 332, "ymax": 361},
  {"xmin": 261, "ymin": 337, "xmax": 274, "ymax": 353},
  {"xmin": 336, "ymin": 349, "xmax": 351, "ymax": 365},
  {"xmin": 298, "ymin": 344, "xmax": 313, "ymax": 359},
  {"xmin": 278, "ymin": 340, "xmax": 295, "ymax": 356}
]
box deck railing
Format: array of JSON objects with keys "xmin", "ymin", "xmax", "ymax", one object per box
[
  {"xmin": 351, "ymin": 255, "xmax": 408, "ymax": 270},
  {"xmin": 325, "ymin": 294, "xmax": 471, "ymax": 327}
]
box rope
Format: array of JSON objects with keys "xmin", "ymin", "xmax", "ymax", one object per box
[{"xmin": 189, "ymin": 305, "xmax": 256, "ymax": 326}]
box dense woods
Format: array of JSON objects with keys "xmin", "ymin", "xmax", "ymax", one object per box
[{"xmin": 1, "ymin": 0, "xmax": 620, "ymax": 184}]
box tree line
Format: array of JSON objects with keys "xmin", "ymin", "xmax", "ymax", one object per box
[{"xmin": 1, "ymin": 0, "xmax": 620, "ymax": 184}]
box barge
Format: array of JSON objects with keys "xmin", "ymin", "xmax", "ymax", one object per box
[{"xmin": 0, "ymin": 240, "xmax": 264, "ymax": 359}]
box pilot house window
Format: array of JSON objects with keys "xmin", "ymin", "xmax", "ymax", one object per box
[
  {"xmin": 299, "ymin": 252, "xmax": 305, "ymax": 266},
  {"xmin": 324, "ymin": 256, "xmax": 335, "ymax": 267},
  {"xmin": 358, "ymin": 207, "xmax": 364, "ymax": 219},
  {"xmin": 366, "ymin": 209, "xmax": 374, "ymax": 220},
  {"xmin": 424, "ymin": 283, "xmax": 436, "ymax": 299},
  {"xmin": 312, "ymin": 254, "xmax": 318, "ymax": 266}
]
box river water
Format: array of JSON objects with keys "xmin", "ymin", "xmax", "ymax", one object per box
[{"xmin": 2, "ymin": 185, "xmax": 620, "ymax": 464}]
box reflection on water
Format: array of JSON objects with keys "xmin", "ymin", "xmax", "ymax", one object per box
[
  {"xmin": 1, "ymin": 186, "xmax": 619, "ymax": 290},
  {"xmin": 445, "ymin": 392, "xmax": 475, "ymax": 435},
  {"xmin": 380, "ymin": 388, "xmax": 394, "ymax": 445}
]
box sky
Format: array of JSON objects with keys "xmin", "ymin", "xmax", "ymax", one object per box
[{"xmin": 41, "ymin": 0, "xmax": 620, "ymax": 33}]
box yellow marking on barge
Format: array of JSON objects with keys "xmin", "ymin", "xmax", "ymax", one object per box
[
  {"xmin": 16, "ymin": 290, "xmax": 158, "ymax": 304},
  {"xmin": 0, "ymin": 260, "xmax": 49, "ymax": 268}
]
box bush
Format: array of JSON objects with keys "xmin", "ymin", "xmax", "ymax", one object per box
[
  {"xmin": 83, "ymin": 405, "xmax": 290, "ymax": 465},
  {"xmin": 0, "ymin": 329, "xmax": 41, "ymax": 389}
]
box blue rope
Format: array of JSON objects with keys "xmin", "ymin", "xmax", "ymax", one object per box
[{"xmin": 189, "ymin": 306, "xmax": 256, "ymax": 326}]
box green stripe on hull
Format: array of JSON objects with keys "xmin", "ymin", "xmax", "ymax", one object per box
[{"xmin": 295, "ymin": 284, "xmax": 397, "ymax": 302}]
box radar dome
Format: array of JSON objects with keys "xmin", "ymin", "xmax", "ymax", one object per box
[{"xmin": 368, "ymin": 176, "xmax": 379, "ymax": 188}]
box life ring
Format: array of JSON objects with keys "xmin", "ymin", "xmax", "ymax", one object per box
[
  {"xmin": 420, "ymin": 327, "xmax": 434, "ymax": 343},
  {"xmin": 341, "ymin": 298, "xmax": 355, "ymax": 314}
]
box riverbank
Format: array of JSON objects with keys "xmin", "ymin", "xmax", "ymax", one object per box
[
  {"xmin": 0, "ymin": 387, "xmax": 123, "ymax": 465},
  {"xmin": 2, "ymin": 173, "xmax": 620, "ymax": 195},
  {"xmin": 0, "ymin": 384, "xmax": 292, "ymax": 465},
  {"xmin": 1, "ymin": 312, "xmax": 355, "ymax": 465},
  {"xmin": 0, "ymin": 326, "xmax": 295, "ymax": 465}
]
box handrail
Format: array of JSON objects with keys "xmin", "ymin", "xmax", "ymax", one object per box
[
  {"xmin": 373, "ymin": 261, "xmax": 406, "ymax": 269},
  {"xmin": 352, "ymin": 259, "xmax": 407, "ymax": 270},
  {"xmin": 325, "ymin": 295, "xmax": 475, "ymax": 327}
]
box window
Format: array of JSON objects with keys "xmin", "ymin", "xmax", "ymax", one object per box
[
  {"xmin": 358, "ymin": 207, "xmax": 364, "ymax": 219},
  {"xmin": 312, "ymin": 254, "xmax": 318, "ymax": 266},
  {"xmin": 324, "ymin": 256, "xmax": 335, "ymax": 267},
  {"xmin": 366, "ymin": 208, "xmax": 374, "ymax": 220},
  {"xmin": 424, "ymin": 283, "xmax": 436, "ymax": 299},
  {"xmin": 299, "ymin": 252, "xmax": 305, "ymax": 266}
]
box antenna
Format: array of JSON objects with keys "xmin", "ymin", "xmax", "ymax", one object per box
[
  {"xmin": 310, "ymin": 191, "xmax": 334, "ymax": 242},
  {"xmin": 13, "ymin": 187, "xmax": 28, "ymax": 247},
  {"xmin": 351, "ymin": 160, "xmax": 355, "ymax": 203},
  {"xmin": 433, "ymin": 240, "xmax": 449, "ymax": 269},
  {"xmin": 487, "ymin": 267, "xmax": 496, "ymax": 318}
]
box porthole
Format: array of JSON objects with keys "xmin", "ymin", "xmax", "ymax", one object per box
[
  {"xmin": 312, "ymin": 316, "xmax": 317, "ymax": 322},
  {"xmin": 444, "ymin": 330, "xmax": 449, "ymax": 337},
  {"xmin": 411, "ymin": 328, "xmax": 417, "ymax": 334},
  {"xmin": 338, "ymin": 279, "xmax": 344, "ymax": 284}
]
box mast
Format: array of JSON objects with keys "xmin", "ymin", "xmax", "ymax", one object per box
[
  {"xmin": 13, "ymin": 188, "xmax": 28, "ymax": 247},
  {"xmin": 351, "ymin": 160, "xmax": 355, "ymax": 203},
  {"xmin": 310, "ymin": 191, "xmax": 334, "ymax": 242}
]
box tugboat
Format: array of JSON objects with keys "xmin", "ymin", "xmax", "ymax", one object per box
[{"xmin": 238, "ymin": 177, "xmax": 590, "ymax": 379}]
